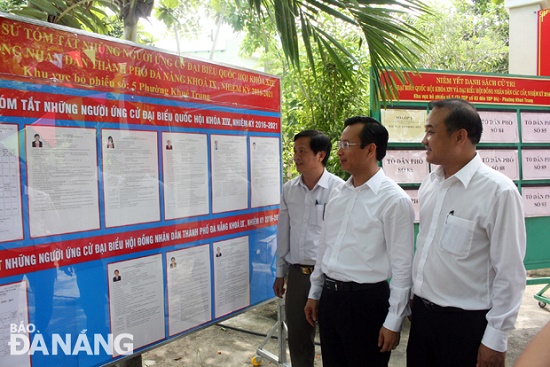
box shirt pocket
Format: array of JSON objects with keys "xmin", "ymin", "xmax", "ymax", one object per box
[
  {"xmin": 309, "ymin": 204, "xmax": 325, "ymax": 226},
  {"xmin": 439, "ymin": 215, "xmax": 475, "ymax": 258}
]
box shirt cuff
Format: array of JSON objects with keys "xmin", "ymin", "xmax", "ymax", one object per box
[
  {"xmin": 308, "ymin": 283, "xmax": 323, "ymax": 300},
  {"xmin": 482, "ymin": 325, "xmax": 509, "ymax": 352},
  {"xmin": 383, "ymin": 312, "xmax": 404, "ymax": 332},
  {"xmin": 276, "ymin": 263, "xmax": 288, "ymax": 278}
]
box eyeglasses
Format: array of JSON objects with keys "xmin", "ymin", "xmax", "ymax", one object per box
[{"xmin": 337, "ymin": 141, "xmax": 359, "ymax": 150}]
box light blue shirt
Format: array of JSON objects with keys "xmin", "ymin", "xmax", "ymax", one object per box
[{"xmin": 275, "ymin": 169, "xmax": 344, "ymax": 278}]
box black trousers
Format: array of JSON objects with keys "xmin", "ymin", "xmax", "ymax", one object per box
[
  {"xmin": 406, "ymin": 295, "xmax": 489, "ymax": 367},
  {"xmin": 318, "ymin": 279, "xmax": 391, "ymax": 367},
  {"xmin": 285, "ymin": 265, "xmax": 316, "ymax": 367}
]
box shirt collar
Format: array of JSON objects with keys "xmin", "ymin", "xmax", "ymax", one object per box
[
  {"xmin": 344, "ymin": 168, "xmax": 385, "ymax": 195},
  {"xmin": 431, "ymin": 153, "xmax": 481, "ymax": 188},
  {"xmin": 295, "ymin": 169, "xmax": 330, "ymax": 189},
  {"xmin": 315, "ymin": 169, "xmax": 332, "ymax": 189}
]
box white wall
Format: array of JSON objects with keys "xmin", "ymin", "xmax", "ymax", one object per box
[{"xmin": 505, "ymin": 0, "xmax": 549, "ymax": 75}]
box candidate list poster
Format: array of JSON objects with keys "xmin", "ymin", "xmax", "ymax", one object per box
[
  {"xmin": 102, "ymin": 129, "xmax": 160, "ymax": 227},
  {"xmin": 250, "ymin": 136, "xmax": 281, "ymax": 208},
  {"xmin": 26, "ymin": 126, "xmax": 100, "ymax": 237},
  {"xmin": 162, "ymin": 132, "xmax": 209, "ymax": 220},
  {"xmin": 166, "ymin": 245, "xmax": 211, "ymax": 336},
  {"xmin": 214, "ymin": 236, "xmax": 250, "ymax": 318},
  {"xmin": 108, "ymin": 255, "xmax": 165, "ymax": 356},
  {"xmin": 0, "ymin": 281, "xmax": 30, "ymax": 367},
  {"xmin": 0, "ymin": 124, "xmax": 22, "ymax": 243},
  {"xmin": 211, "ymin": 135, "xmax": 248, "ymax": 213}
]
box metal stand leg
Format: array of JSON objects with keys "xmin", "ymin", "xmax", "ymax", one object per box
[
  {"xmin": 535, "ymin": 282, "xmax": 550, "ymax": 308},
  {"xmin": 527, "ymin": 277, "xmax": 550, "ymax": 308},
  {"xmin": 252, "ymin": 298, "xmax": 291, "ymax": 366}
]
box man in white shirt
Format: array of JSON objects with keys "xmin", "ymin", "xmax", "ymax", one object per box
[
  {"xmin": 407, "ymin": 98, "xmax": 526, "ymax": 367},
  {"xmin": 304, "ymin": 117, "xmax": 415, "ymax": 367},
  {"xmin": 274, "ymin": 129, "xmax": 344, "ymax": 367}
]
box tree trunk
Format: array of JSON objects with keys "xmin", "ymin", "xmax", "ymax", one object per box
[
  {"xmin": 124, "ymin": 16, "xmax": 139, "ymax": 42},
  {"xmin": 120, "ymin": 0, "xmax": 155, "ymax": 42}
]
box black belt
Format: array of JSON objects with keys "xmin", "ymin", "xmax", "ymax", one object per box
[
  {"xmin": 291, "ymin": 263, "xmax": 314, "ymax": 275},
  {"xmin": 415, "ymin": 295, "xmax": 466, "ymax": 313},
  {"xmin": 324, "ymin": 276, "xmax": 387, "ymax": 292}
]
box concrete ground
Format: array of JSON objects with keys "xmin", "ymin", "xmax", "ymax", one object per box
[{"xmin": 136, "ymin": 278, "xmax": 550, "ymax": 367}]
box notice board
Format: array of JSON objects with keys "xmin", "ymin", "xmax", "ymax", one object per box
[
  {"xmin": 0, "ymin": 14, "xmax": 281, "ymax": 367},
  {"xmin": 372, "ymin": 69, "xmax": 550, "ymax": 270}
]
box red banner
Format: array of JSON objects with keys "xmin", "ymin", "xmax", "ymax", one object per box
[
  {"xmin": 539, "ymin": 10, "xmax": 550, "ymax": 76},
  {"xmin": 383, "ymin": 70, "xmax": 550, "ymax": 106},
  {"xmin": 0, "ymin": 83, "xmax": 280, "ymax": 133},
  {"xmin": 0, "ymin": 16, "xmax": 280, "ymax": 111},
  {"xmin": 0, "ymin": 210, "xmax": 279, "ymax": 278}
]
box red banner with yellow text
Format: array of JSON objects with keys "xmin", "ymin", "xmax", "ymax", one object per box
[
  {"xmin": 382, "ymin": 70, "xmax": 550, "ymax": 106},
  {"xmin": 539, "ymin": 10, "xmax": 550, "ymax": 76},
  {"xmin": 0, "ymin": 17, "xmax": 280, "ymax": 111}
]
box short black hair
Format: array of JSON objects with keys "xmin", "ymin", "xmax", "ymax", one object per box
[
  {"xmin": 344, "ymin": 116, "xmax": 388, "ymax": 161},
  {"xmin": 294, "ymin": 129, "xmax": 332, "ymax": 166},
  {"xmin": 428, "ymin": 98, "xmax": 483, "ymax": 144},
  {"xmin": 34, "ymin": 134, "xmax": 40, "ymax": 138}
]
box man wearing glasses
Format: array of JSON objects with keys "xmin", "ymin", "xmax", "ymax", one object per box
[{"xmin": 305, "ymin": 116, "xmax": 415, "ymax": 367}]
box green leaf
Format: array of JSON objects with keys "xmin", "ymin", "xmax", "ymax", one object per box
[
  {"xmin": 28, "ymin": 0, "xmax": 61, "ymax": 15},
  {"xmin": 318, "ymin": 35, "xmax": 354, "ymax": 81},
  {"xmin": 299, "ymin": 11, "xmax": 317, "ymax": 78},
  {"xmin": 11, "ymin": 8, "xmax": 48, "ymax": 20},
  {"xmin": 59, "ymin": 15, "xmax": 83, "ymax": 29}
]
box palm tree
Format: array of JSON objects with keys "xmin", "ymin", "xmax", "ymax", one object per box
[
  {"xmin": 5, "ymin": 0, "xmax": 429, "ymax": 104},
  {"xmin": 247, "ymin": 0, "xmax": 428, "ymax": 104}
]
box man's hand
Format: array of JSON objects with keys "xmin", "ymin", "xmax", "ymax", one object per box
[
  {"xmin": 273, "ymin": 277, "xmax": 285, "ymax": 298},
  {"xmin": 378, "ymin": 326, "xmax": 400, "ymax": 353},
  {"xmin": 304, "ymin": 299, "xmax": 319, "ymax": 327},
  {"xmin": 476, "ymin": 344, "xmax": 505, "ymax": 367}
]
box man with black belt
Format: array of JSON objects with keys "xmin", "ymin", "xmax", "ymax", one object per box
[
  {"xmin": 274, "ymin": 129, "xmax": 344, "ymax": 367},
  {"xmin": 304, "ymin": 117, "xmax": 415, "ymax": 367},
  {"xmin": 407, "ymin": 98, "xmax": 526, "ymax": 367}
]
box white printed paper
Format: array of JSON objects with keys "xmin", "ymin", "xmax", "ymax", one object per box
[
  {"xmin": 479, "ymin": 111, "xmax": 519, "ymax": 143},
  {"xmin": 103, "ymin": 129, "xmax": 160, "ymax": 227},
  {"xmin": 0, "ymin": 281, "xmax": 30, "ymax": 367},
  {"xmin": 250, "ymin": 136, "xmax": 280, "ymax": 208},
  {"xmin": 108, "ymin": 255, "xmax": 165, "ymax": 356},
  {"xmin": 26, "ymin": 126, "xmax": 100, "ymax": 237},
  {"xmin": 0, "ymin": 124, "xmax": 22, "ymax": 242},
  {"xmin": 478, "ymin": 150, "xmax": 519, "ymax": 180},
  {"xmin": 383, "ymin": 150, "xmax": 429, "ymax": 183},
  {"xmin": 162, "ymin": 133, "xmax": 209, "ymax": 219},
  {"xmin": 214, "ymin": 236, "xmax": 250, "ymax": 318},
  {"xmin": 211, "ymin": 135, "xmax": 248, "ymax": 213},
  {"xmin": 166, "ymin": 245, "xmax": 212, "ymax": 335}
]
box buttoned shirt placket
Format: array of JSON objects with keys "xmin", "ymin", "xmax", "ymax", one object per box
[
  {"xmin": 298, "ymin": 182, "xmax": 318, "ymax": 263},
  {"xmin": 327, "ymin": 187, "xmax": 359, "ymax": 272},
  {"xmin": 414, "ymin": 177, "xmax": 455, "ymax": 291}
]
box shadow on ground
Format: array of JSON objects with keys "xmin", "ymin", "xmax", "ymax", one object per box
[{"xmin": 136, "ymin": 278, "xmax": 550, "ymax": 367}]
